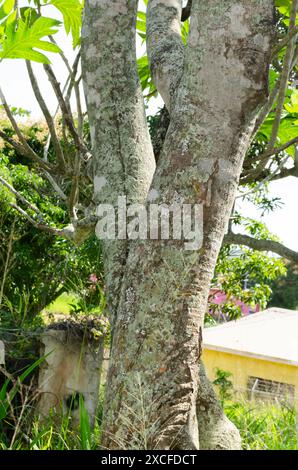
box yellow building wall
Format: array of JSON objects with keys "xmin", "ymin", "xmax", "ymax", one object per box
[{"xmin": 202, "ymin": 348, "xmax": 298, "ymax": 402}]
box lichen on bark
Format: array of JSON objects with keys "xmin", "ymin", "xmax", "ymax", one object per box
[
  {"xmin": 82, "ymin": 0, "xmax": 155, "ymax": 321},
  {"xmin": 82, "ymin": 0, "xmax": 275, "ymax": 450}
]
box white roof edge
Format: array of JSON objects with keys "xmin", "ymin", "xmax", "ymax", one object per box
[{"xmin": 203, "ymin": 343, "xmax": 298, "ymax": 367}]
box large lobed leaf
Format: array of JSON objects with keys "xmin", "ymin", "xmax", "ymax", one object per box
[
  {"xmin": 0, "ymin": 8, "xmax": 61, "ymax": 63},
  {"xmin": 48, "ymin": 0, "xmax": 83, "ymax": 48}
]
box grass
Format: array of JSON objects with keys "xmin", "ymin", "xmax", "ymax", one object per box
[
  {"xmin": 1, "ymin": 391, "xmax": 297, "ymax": 449},
  {"xmin": 3, "ymin": 299, "xmax": 297, "ymax": 450},
  {"xmin": 225, "ymin": 400, "xmax": 298, "ymax": 450},
  {"xmin": 0, "ymin": 385, "xmax": 106, "ymax": 450},
  {"xmin": 43, "ymin": 292, "xmax": 80, "ymax": 316},
  {"xmin": 0, "ymin": 414, "xmax": 102, "ymax": 450}
]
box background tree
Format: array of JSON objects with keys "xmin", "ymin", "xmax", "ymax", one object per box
[
  {"xmin": 269, "ymin": 259, "xmax": 298, "ymax": 309},
  {"xmin": 0, "ymin": 113, "xmax": 103, "ymax": 324}
]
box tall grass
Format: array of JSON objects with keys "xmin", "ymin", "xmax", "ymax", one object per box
[
  {"xmin": 225, "ymin": 400, "xmax": 298, "ymax": 450},
  {"xmin": 0, "ymin": 397, "xmax": 102, "ymax": 450},
  {"xmin": 1, "ymin": 362, "xmax": 297, "ymax": 450},
  {"xmin": 0, "ymin": 359, "xmax": 102, "ymax": 450},
  {"xmin": 3, "ymin": 399, "xmax": 296, "ymax": 450}
]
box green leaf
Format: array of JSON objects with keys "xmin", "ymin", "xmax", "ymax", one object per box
[
  {"xmin": 79, "ymin": 394, "xmax": 91, "ymax": 450},
  {"xmin": 0, "ymin": 379, "xmax": 10, "ymax": 421},
  {"xmin": 275, "ymin": 0, "xmax": 291, "ymax": 16},
  {"xmin": 284, "ymin": 90, "xmax": 298, "ymax": 113},
  {"xmin": 259, "ymin": 111, "xmax": 298, "ymax": 156},
  {"xmin": 0, "ymin": 0, "xmax": 14, "ymax": 19},
  {"xmin": 275, "ymin": 0, "xmax": 298, "ymax": 26},
  {"xmin": 0, "ymin": 15, "xmax": 61, "ymax": 63},
  {"xmin": 138, "ymin": 54, "xmax": 152, "ymax": 93},
  {"xmin": 181, "ymin": 18, "xmax": 189, "ymax": 45},
  {"xmin": 0, "ymin": 0, "xmax": 16, "ymax": 26},
  {"xmin": 0, "ymin": 163, "xmax": 16, "ymax": 208},
  {"xmin": 20, "ymin": 6, "xmax": 39, "ymax": 27},
  {"xmin": 136, "ymin": 10, "xmax": 146, "ymax": 35},
  {"xmin": 49, "ymin": 0, "xmax": 82, "ymax": 48},
  {"xmin": 0, "ymin": 355, "xmax": 47, "ymax": 421}
]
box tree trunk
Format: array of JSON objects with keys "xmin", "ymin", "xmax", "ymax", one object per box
[
  {"xmin": 82, "ymin": 0, "xmax": 275, "ymax": 450},
  {"xmin": 81, "ymin": 0, "xmax": 155, "ymax": 322},
  {"xmin": 197, "ymin": 362, "xmax": 241, "ymax": 450}
]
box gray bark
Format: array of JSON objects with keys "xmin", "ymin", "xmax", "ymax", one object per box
[
  {"xmin": 197, "ymin": 363, "xmax": 241, "ymax": 450},
  {"xmin": 147, "ymin": 0, "xmax": 184, "ymax": 110},
  {"xmin": 81, "ymin": 0, "xmax": 155, "ymax": 321},
  {"xmin": 82, "ymin": 0, "xmax": 275, "ymax": 450}
]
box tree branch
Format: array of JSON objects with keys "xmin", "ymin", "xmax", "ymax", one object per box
[
  {"xmin": 224, "ymin": 232, "xmax": 298, "ymax": 264},
  {"xmin": 42, "ymin": 66, "xmax": 73, "ymax": 162},
  {"xmin": 252, "ymin": 78, "xmax": 280, "ymax": 136},
  {"xmin": 147, "ymin": 0, "xmax": 185, "ymax": 110},
  {"xmin": 63, "ymin": 51, "xmax": 83, "ymax": 139},
  {"xmin": 68, "ymin": 152, "xmax": 81, "ymax": 220},
  {"xmin": 9, "ymin": 200, "xmax": 96, "ymax": 244},
  {"xmin": 241, "ymin": 136, "xmax": 298, "ymax": 184},
  {"xmin": 43, "ymin": 63, "xmax": 90, "ymax": 161},
  {"xmin": 26, "ymin": 61, "xmax": 66, "ymax": 170},
  {"xmin": 270, "ymin": 164, "xmax": 298, "ymax": 181},
  {"xmin": 0, "ymin": 175, "xmax": 42, "ymax": 216},
  {"xmin": 272, "ymin": 24, "xmax": 298, "ymax": 57},
  {"xmin": 0, "ymin": 174, "xmax": 95, "ymax": 243},
  {"xmin": 249, "ymin": 0, "xmax": 298, "ymax": 178},
  {"xmin": 0, "ymin": 130, "xmax": 52, "ymax": 172},
  {"xmin": 43, "ymin": 171, "xmax": 68, "ymax": 201},
  {"xmin": 0, "ymin": 88, "xmax": 53, "ymax": 171}
]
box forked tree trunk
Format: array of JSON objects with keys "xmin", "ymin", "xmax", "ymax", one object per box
[{"xmin": 82, "ymin": 0, "xmax": 275, "ymax": 450}]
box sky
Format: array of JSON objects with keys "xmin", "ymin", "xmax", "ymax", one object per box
[{"xmin": 0, "ymin": 3, "xmax": 298, "ymax": 252}]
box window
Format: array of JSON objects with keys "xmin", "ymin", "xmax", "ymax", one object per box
[{"xmin": 247, "ymin": 376, "xmax": 295, "ymax": 402}]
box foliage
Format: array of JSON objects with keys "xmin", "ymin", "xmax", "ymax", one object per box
[
  {"xmin": 48, "ymin": 0, "xmax": 83, "ymax": 48},
  {"xmin": 79, "ymin": 394, "xmax": 91, "ymax": 450},
  {"xmin": 209, "ymin": 239, "xmax": 287, "ymax": 322},
  {"xmin": 269, "ymin": 260, "xmax": 298, "ymax": 310},
  {"xmin": 0, "ymin": 119, "xmax": 103, "ymax": 325},
  {"xmin": 0, "ymin": 0, "xmax": 83, "ymax": 65},
  {"xmin": 1, "ymin": 365, "xmax": 296, "ymax": 451},
  {"xmin": 0, "ymin": 355, "xmax": 46, "ymax": 448},
  {"xmin": 276, "ymin": 0, "xmax": 298, "ymax": 19},
  {"xmin": 68, "ymin": 273, "xmax": 106, "ymax": 318},
  {"xmin": 0, "ymin": 358, "xmax": 103, "ymax": 450},
  {"xmin": 213, "ymin": 369, "xmax": 234, "ymax": 406},
  {"xmin": 0, "ymin": 11, "xmax": 61, "ymax": 63},
  {"xmin": 225, "ymin": 400, "xmax": 297, "ymax": 450}
]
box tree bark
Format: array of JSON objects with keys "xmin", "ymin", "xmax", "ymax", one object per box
[
  {"xmin": 197, "ymin": 362, "xmax": 241, "ymax": 450},
  {"xmin": 82, "ymin": 0, "xmax": 275, "ymax": 450},
  {"xmin": 81, "ymin": 0, "xmax": 155, "ymax": 322}
]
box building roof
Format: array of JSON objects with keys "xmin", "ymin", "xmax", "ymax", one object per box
[{"xmin": 203, "ymin": 308, "xmax": 298, "ymax": 366}]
